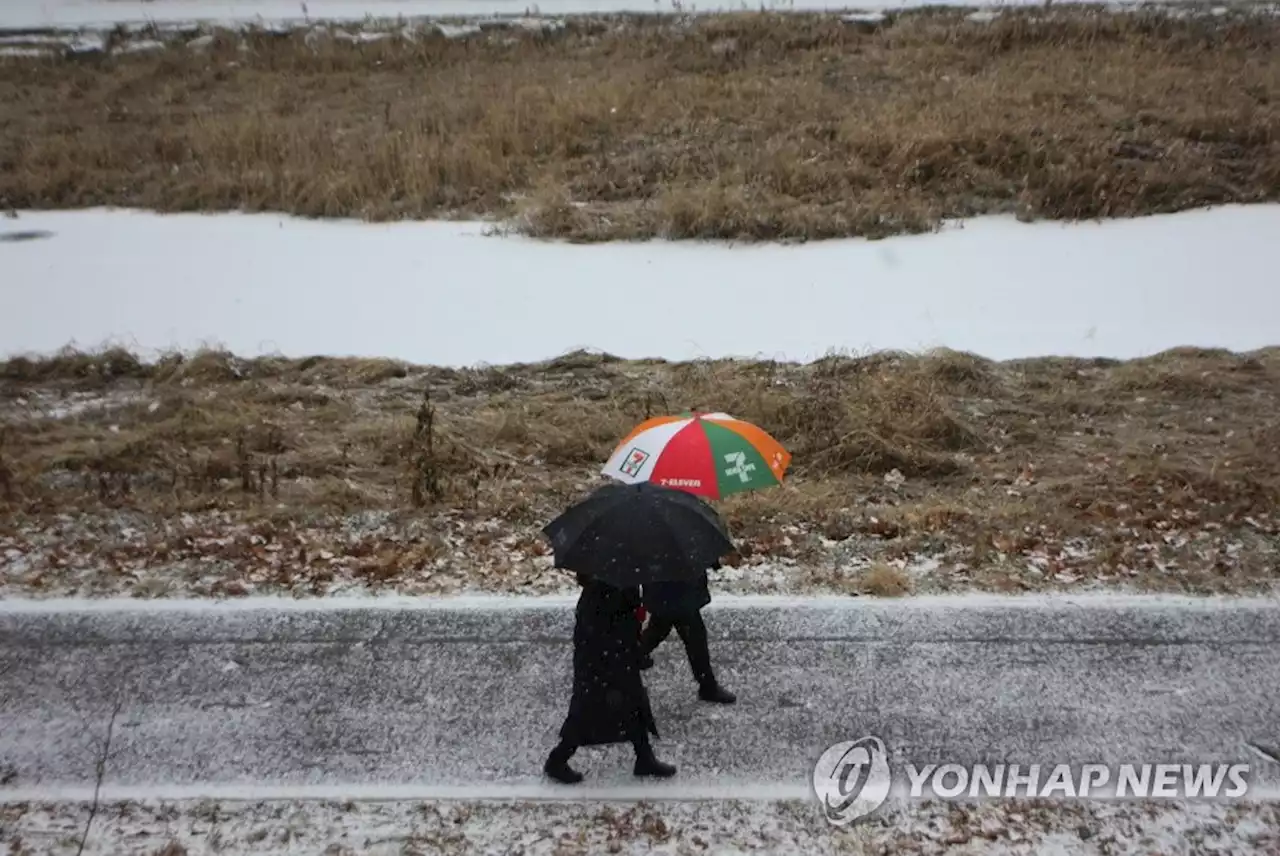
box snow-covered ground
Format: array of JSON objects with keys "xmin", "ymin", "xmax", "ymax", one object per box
[
  {"xmin": 4, "ymin": 206, "xmax": 1280, "ymax": 367},
  {"xmin": 1, "ymin": 0, "xmax": 1258, "ymax": 31},
  {"xmin": 4, "ymin": 798, "xmax": 1278, "ymax": 856}
]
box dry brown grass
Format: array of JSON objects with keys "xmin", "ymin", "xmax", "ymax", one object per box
[
  {"xmin": 2, "ymin": 7, "xmax": 1278, "ymax": 241},
  {"xmin": 860, "ymin": 562, "xmax": 915, "ymax": 596},
  {"xmin": 2, "ymin": 344, "xmax": 1279, "ymax": 595}
]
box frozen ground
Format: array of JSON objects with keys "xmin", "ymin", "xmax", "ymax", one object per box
[
  {"xmin": 4, "ymin": 206, "xmax": 1280, "ymax": 367},
  {"xmin": 0, "ymin": 0, "xmax": 1256, "ymax": 31},
  {"xmin": 4, "ymin": 798, "xmax": 1280, "ymax": 855}
]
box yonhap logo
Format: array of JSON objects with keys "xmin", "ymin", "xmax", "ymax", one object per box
[
  {"xmin": 813, "ymin": 736, "xmax": 893, "ymax": 826},
  {"xmin": 811, "ymin": 736, "xmax": 1255, "ymax": 826}
]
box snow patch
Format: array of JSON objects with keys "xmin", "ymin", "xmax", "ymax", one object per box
[
  {"xmin": 117, "ymin": 38, "xmax": 166, "ymax": 53},
  {"xmin": 4, "ymin": 206, "xmax": 1280, "ymax": 367},
  {"xmin": 0, "ymin": 0, "xmax": 1210, "ymax": 31},
  {"xmin": 0, "ymin": 33, "xmax": 68, "ymax": 44},
  {"xmin": 842, "ymin": 11, "xmax": 887, "ymax": 23},
  {"xmin": 4, "ymin": 0, "xmax": 1280, "ymax": 33}
]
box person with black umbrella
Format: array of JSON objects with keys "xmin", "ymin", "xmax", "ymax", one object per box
[
  {"xmin": 540, "ymin": 481, "xmax": 735, "ymax": 783},
  {"xmin": 639, "ymin": 565, "xmax": 736, "ymax": 705},
  {"xmin": 543, "ymin": 571, "xmax": 675, "ymax": 784}
]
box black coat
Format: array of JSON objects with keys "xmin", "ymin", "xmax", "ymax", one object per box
[
  {"xmin": 558, "ymin": 577, "xmax": 659, "ymax": 747},
  {"xmin": 641, "ymin": 562, "xmax": 718, "ymax": 619}
]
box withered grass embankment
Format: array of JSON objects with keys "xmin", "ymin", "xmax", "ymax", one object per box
[
  {"xmin": 1, "ymin": 7, "xmax": 1278, "ymax": 241},
  {"xmin": 1, "ymin": 346, "xmax": 1278, "ymax": 598}
]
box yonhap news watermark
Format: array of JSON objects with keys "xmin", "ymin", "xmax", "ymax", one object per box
[{"xmin": 812, "ymin": 736, "xmax": 1256, "ymax": 826}]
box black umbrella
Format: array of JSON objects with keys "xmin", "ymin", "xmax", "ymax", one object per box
[{"xmin": 542, "ymin": 481, "xmax": 734, "ymax": 589}]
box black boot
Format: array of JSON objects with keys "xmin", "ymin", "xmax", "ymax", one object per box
[
  {"xmin": 698, "ymin": 682, "xmax": 737, "ymax": 705},
  {"xmin": 632, "ymin": 735, "xmax": 676, "ymax": 778},
  {"xmin": 544, "ymin": 742, "xmax": 583, "ymax": 784},
  {"xmin": 677, "ymin": 614, "xmax": 736, "ymax": 704}
]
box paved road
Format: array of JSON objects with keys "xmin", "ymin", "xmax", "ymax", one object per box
[{"xmin": 1, "ymin": 594, "xmax": 1278, "ymax": 801}]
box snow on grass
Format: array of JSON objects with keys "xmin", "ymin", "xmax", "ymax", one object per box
[
  {"xmin": 4, "ymin": 206, "xmax": 1280, "ymax": 368},
  {"xmin": 115, "ymin": 38, "xmax": 167, "ymax": 53},
  {"xmin": 2, "ymin": 797, "xmax": 1278, "ymax": 855},
  {"xmin": 2, "ymin": 590, "xmax": 1277, "ymax": 615},
  {"xmin": 1, "ymin": 2, "xmax": 1278, "ymax": 45},
  {"xmin": 3, "ymin": 504, "xmax": 1272, "ymax": 602},
  {"xmin": 0, "ymin": 34, "xmax": 70, "ymax": 44},
  {"xmin": 0, "ymin": 0, "xmax": 1268, "ymax": 31},
  {"xmin": 0, "ymin": 389, "xmax": 153, "ymax": 422}
]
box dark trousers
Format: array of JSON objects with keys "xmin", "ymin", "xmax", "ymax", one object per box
[{"xmin": 640, "ymin": 611, "xmax": 716, "ymax": 687}]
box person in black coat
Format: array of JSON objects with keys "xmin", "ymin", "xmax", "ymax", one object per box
[
  {"xmin": 544, "ymin": 572, "xmax": 677, "ymax": 784},
  {"xmin": 639, "ymin": 565, "xmax": 736, "ymax": 704}
]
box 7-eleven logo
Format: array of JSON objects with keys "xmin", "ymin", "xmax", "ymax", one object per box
[
  {"xmin": 619, "ymin": 447, "xmax": 649, "ymax": 477},
  {"xmin": 724, "ymin": 451, "xmax": 757, "ymax": 483}
]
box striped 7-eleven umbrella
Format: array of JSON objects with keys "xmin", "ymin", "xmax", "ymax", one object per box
[{"xmin": 602, "ymin": 412, "xmax": 791, "ymax": 500}]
